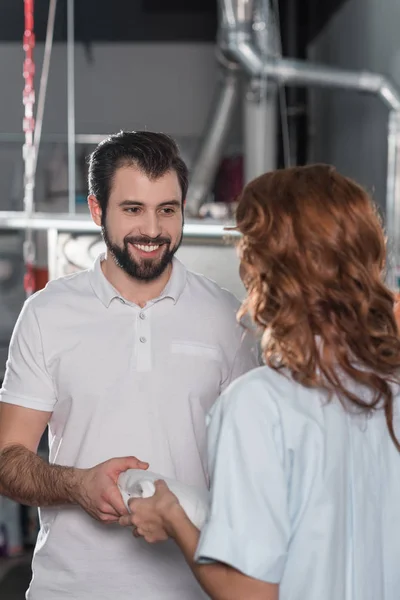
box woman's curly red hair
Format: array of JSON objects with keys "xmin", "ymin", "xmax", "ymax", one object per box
[{"xmin": 236, "ymin": 164, "xmax": 400, "ymax": 450}]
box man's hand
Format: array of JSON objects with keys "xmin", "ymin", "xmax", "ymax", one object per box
[
  {"xmin": 75, "ymin": 456, "xmax": 149, "ymax": 523},
  {"xmin": 119, "ymin": 480, "xmax": 184, "ymax": 542}
]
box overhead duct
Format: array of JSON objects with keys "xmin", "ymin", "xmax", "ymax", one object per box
[
  {"xmin": 242, "ymin": 0, "xmax": 278, "ymax": 182},
  {"xmin": 219, "ymin": 0, "xmax": 262, "ymax": 76},
  {"xmin": 185, "ymin": 0, "xmax": 400, "ymax": 287},
  {"xmin": 185, "ymin": 61, "xmax": 240, "ymax": 216},
  {"xmin": 218, "ymin": 0, "xmax": 400, "ymax": 109}
]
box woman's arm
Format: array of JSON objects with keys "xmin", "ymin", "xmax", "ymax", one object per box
[
  {"xmin": 122, "ymin": 481, "xmax": 278, "ymax": 600},
  {"xmin": 168, "ymin": 502, "xmax": 278, "ymax": 600}
]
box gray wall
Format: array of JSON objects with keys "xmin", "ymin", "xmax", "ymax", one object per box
[
  {"xmin": 309, "ymin": 0, "xmax": 400, "ymax": 213},
  {"xmin": 0, "ymin": 42, "xmax": 223, "ymax": 208}
]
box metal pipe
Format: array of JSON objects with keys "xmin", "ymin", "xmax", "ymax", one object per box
[
  {"xmin": 217, "ymin": 48, "xmax": 400, "ymax": 112},
  {"xmin": 243, "ymin": 80, "xmax": 277, "ymax": 182},
  {"xmin": 0, "ymin": 133, "xmax": 111, "ymax": 144},
  {"xmin": 0, "ymin": 211, "xmax": 241, "ymax": 243},
  {"xmin": 219, "ymin": 0, "xmax": 254, "ymax": 29},
  {"xmin": 386, "ymin": 110, "xmax": 400, "ymax": 289},
  {"xmin": 243, "ymin": 0, "xmax": 278, "ymax": 182},
  {"xmin": 263, "ymin": 58, "xmax": 400, "ymax": 110},
  {"xmin": 67, "ymin": 0, "xmax": 76, "ymax": 214},
  {"xmin": 217, "ymin": 0, "xmax": 400, "ymax": 288},
  {"xmin": 33, "ymin": 0, "xmax": 57, "ymax": 177},
  {"xmin": 185, "ymin": 66, "xmax": 240, "ymax": 215},
  {"xmin": 219, "ymin": 1, "xmax": 264, "ymax": 76},
  {"xmin": 219, "ymin": 1, "xmax": 400, "ymax": 109}
]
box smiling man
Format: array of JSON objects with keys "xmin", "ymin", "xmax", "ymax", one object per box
[
  {"xmin": 90, "ymin": 136, "xmax": 186, "ymax": 307},
  {"xmin": 0, "ymin": 131, "xmax": 259, "ymax": 600}
]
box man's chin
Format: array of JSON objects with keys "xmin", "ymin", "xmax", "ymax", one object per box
[
  {"xmin": 126, "ymin": 256, "xmax": 173, "ymax": 281},
  {"xmin": 132, "ymin": 267, "xmax": 169, "ymax": 282}
]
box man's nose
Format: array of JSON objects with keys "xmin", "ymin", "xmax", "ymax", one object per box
[{"xmin": 139, "ymin": 211, "xmax": 162, "ymax": 239}]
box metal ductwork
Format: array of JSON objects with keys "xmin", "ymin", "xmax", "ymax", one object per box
[
  {"xmin": 185, "ymin": 61, "xmax": 240, "ymax": 216},
  {"xmin": 218, "ymin": 0, "xmax": 262, "ymax": 76},
  {"xmin": 217, "ymin": 0, "xmax": 400, "ymax": 109},
  {"xmin": 185, "ymin": 0, "xmax": 400, "ymax": 288}
]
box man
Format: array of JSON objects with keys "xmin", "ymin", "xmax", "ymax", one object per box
[{"xmin": 0, "ymin": 131, "xmax": 258, "ymax": 599}]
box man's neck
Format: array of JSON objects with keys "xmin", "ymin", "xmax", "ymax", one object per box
[{"xmin": 101, "ymin": 254, "xmax": 173, "ymax": 308}]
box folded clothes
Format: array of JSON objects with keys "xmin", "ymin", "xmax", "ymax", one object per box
[{"xmin": 118, "ymin": 470, "xmax": 210, "ymax": 530}]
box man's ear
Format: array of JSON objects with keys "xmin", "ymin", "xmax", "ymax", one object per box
[{"xmin": 88, "ymin": 194, "xmax": 102, "ymax": 226}]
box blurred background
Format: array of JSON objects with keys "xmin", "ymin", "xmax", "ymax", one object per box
[{"xmin": 1, "ymin": 0, "xmax": 400, "ymax": 596}]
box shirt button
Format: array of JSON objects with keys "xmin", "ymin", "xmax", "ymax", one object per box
[
  {"xmin": 139, "ymin": 336, "xmax": 147, "ymax": 343},
  {"xmin": 139, "ymin": 312, "xmax": 146, "ymax": 320}
]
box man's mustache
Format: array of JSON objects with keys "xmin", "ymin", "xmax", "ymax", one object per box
[{"xmin": 124, "ymin": 236, "xmax": 171, "ymax": 246}]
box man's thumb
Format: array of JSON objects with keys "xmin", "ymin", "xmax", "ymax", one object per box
[{"xmin": 113, "ymin": 456, "xmax": 149, "ymax": 473}]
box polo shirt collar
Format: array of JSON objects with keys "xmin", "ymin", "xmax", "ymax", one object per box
[{"xmin": 88, "ymin": 253, "xmax": 187, "ymax": 307}]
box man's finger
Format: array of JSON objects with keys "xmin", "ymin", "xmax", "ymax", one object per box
[
  {"xmin": 106, "ymin": 487, "xmax": 130, "ymax": 516},
  {"xmin": 100, "ymin": 513, "xmax": 120, "ymax": 524},
  {"xmin": 119, "ymin": 514, "xmax": 134, "ymax": 527},
  {"xmin": 112, "ymin": 456, "xmax": 149, "ymax": 473}
]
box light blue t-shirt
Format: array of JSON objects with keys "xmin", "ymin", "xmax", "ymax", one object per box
[{"xmin": 195, "ymin": 366, "xmax": 400, "ymax": 600}]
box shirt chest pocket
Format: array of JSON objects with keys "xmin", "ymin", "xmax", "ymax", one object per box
[
  {"xmin": 168, "ymin": 341, "xmax": 223, "ymax": 400},
  {"xmin": 171, "ymin": 341, "xmax": 221, "ymax": 361}
]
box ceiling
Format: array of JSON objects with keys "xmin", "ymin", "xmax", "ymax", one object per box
[{"xmin": 0, "ymin": 0, "xmax": 348, "ymax": 44}]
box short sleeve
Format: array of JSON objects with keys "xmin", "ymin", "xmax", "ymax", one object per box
[
  {"xmin": 221, "ymin": 326, "xmax": 260, "ymax": 392},
  {"xmin": 0, "ymin": 299, "xmax": 57, "ymax": 412},
  {"xmin": 195, "ymin": 373, "xmax": 290, "ymax": 583}
]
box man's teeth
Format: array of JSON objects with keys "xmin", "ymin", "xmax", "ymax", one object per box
[{"xmin": 134, "ymin": 244, "xmax": 160, "ymax": 253}]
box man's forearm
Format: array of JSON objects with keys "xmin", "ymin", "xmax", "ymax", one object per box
[{"xmin": 0, "ymin": 444, "xmax": 83, "ymax": 507}]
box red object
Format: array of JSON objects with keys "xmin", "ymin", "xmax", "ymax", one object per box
[
  {"xmin": 214, "ymin": 155, "xmax": 244, "ymax": 204},
  {"xmin": 23, "ymin": 265, "xmax": 48, "ymax": 295},
  {"xmin": 23, "ymin": 263, "xmax": 35, "ymax": 296},
  {"xmin": 33, "ymin": 267, "xmax": 49, "ymax": 291},
  {"xmin": 23, "ymin": 0, "xmax": 36, "ymax": 297},
  {"xmin": 23, "ymin": 1, "xmax": 35, "ymax": 104}
]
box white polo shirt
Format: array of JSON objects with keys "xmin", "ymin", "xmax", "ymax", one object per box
[{"xmin": 0, "ymin": 254, "xmax": 259, "ymax": 600}]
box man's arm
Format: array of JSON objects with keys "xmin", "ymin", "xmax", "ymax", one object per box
[
  {"xmin": 0, "ymin": 402, "xmax": 148, "ymax": 522},
  {"xmin": 0, "ymin": 401, "xmax": 84, "ymax": 506},
  {"xmin": 0, "ymin": 402, "xmax": 79, "ymax": 505},
  {"xmin": 0, "ymin": 299, "xmax": 148, "ymax": 522}
]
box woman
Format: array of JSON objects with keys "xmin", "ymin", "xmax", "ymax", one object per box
[{"xmin": 119, "ymin": 164, "xmax": 400, "ymax": 600}]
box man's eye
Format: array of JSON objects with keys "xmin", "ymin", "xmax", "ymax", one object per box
[{"xmin": 125, "ymin": 207, "xmax": 140, "ymax": 214}]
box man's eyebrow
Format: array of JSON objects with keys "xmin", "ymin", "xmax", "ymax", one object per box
[
  {"xmin": 118, "ymin": 200, "xmax": 144, "ymax": 207},
  {"xmin": 118, "ymin": 199, "xmax": 181, "ymax": 208}
]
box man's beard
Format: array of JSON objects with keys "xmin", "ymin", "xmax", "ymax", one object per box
[{"xmin": 102, "ymin": 223, "xmax": 183, "ymax": 282}]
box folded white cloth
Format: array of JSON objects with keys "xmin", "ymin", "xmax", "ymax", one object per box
[{"xmin": 118, "ymin": 470, "xmax": 210, "ymax": 530}]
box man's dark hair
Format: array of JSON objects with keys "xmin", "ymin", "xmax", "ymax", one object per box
[{"xmin": 87, "ymin": 131, "xmax": 189, "ymax": 215}]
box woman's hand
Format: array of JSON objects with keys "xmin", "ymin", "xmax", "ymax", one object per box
[{"xmin": 118, "ymin": 480, "xmax": 184, "ymax": 543}]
